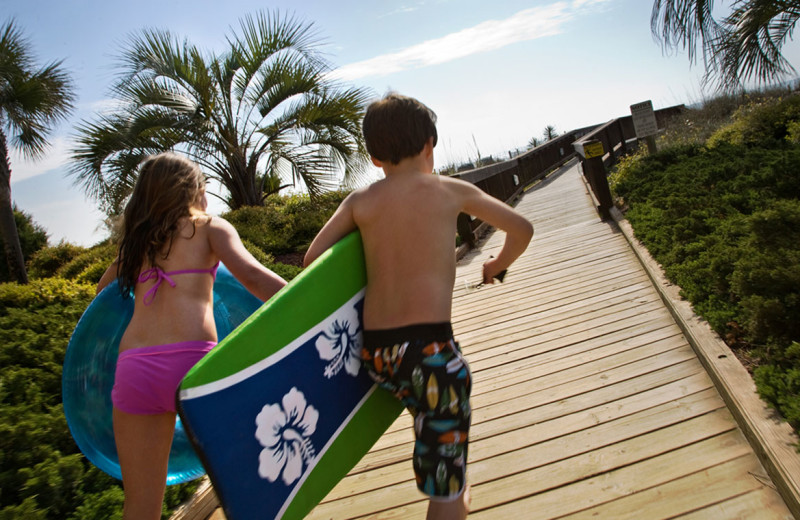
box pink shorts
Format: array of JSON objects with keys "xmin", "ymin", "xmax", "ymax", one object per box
[{"xmin": 111, "ymin": 341, "xmax": 216, "ymax": 415}]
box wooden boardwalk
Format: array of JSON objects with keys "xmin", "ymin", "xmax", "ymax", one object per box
[{"xmin": 196, "ymin": 161, "xmax": 796, "ymax": 519}]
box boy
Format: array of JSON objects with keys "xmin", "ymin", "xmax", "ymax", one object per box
[{"xmin": 304, "ymin": 93, "xmax": 533, "ymax": 519}]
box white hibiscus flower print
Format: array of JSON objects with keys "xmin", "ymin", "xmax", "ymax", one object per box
[
  {"xmin": 315, "ymin": 306, "xmax": 361, "ymax": 378},
  {"xmin": 255, "ymin": 387, "xmax": 319, "ymax": 486}
]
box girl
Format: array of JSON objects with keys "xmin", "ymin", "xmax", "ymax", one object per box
[{"xmin": 96, "ymin": 152, "xmax": 287, "ymax": 519}]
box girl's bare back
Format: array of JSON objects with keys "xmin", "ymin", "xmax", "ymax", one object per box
[{"xmin": 121, "ymin": 217, "xmax": 218, "ymax": 351}]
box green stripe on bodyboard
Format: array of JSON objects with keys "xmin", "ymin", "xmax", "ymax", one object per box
[{"xmin": 182, "ymin": 231, "xmax": 365, "ymax": 388}]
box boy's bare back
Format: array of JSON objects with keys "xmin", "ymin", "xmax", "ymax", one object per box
[
  {"xmin": 350, "ymin": 171, "xmax": 463, "ymax": 328},
  {"xmin": 305, "ymin": 147, "xmax": 533, "ymax": 330}
]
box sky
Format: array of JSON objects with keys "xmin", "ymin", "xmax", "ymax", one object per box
[{"xmin": 5, "ymin": 0, "xmax": 800, "ymax": 246}]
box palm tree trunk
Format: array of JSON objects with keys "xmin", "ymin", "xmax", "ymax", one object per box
[{"xmin": 0, "ymin": 130, "xmax": 29, "ymax": 284}]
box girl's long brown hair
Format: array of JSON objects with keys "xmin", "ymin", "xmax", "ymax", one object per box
[{"xmin": 117, "ymin": 153, "xmax": 207, "ymax": 296}]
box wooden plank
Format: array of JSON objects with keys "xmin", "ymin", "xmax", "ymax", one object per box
[
  {"xmin": 460, "ymin": 302, "xmax": 671, "ymax": 361},
  {"xmin": 308, "ymin": 390, "xmax": 728, "ymax": 518},
  {"xmin": 168, "ymin": 478, "xmax": 218, "ymax": 520},
  {"xmin": 320, "ymin": 411, "xmax": 745, "ymax": 520},
  {"xmin": 454, "ymin": 274, "xmax": 654, "ymax": 333},
  {"xmin": 560, "ymin": 457, "xmax": 774, "ymax": 519},
  {"xmin": 675, "ymin": 489, "xmax": 794, "ymax": 520},
  {"xmin": 612, "ymin": 206, "xmax": 800, "ymax": 517},
  {"xmin": 359, "ymin": 365, "xmax": 711, "ymax": 475},
  {"xmin": 467, "ymin": 429, "xmax": 758, "ymax": 520}
]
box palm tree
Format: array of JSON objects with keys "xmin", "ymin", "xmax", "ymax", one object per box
[
  {"xmin": 543, "ymin": 125, "xmax": 558, "ymax": 141},
  {"xmin": 651, "ymin": 0, "xmax": 800, "ymax": 90},
  {"xmin": 0, "ymin": 20, "xmax": 75, "ymax": 283},
  {"xmin": 71, "ymin": 11, "xmax": 371, "ymax": 216}
]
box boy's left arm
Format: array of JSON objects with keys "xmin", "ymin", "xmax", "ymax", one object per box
[
  {"xmin": 304, "ymin": 195, "xmax": 358, "ymax": 267},
  {"xmin": 460, "ymin": 181, "xmax": 533, "ymax": 282}
]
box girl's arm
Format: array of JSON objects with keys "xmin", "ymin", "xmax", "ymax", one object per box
[
  {"xmin": 303, "ymin": 194, "xmax": 358, "ymax": 267},
  {"xmin": 96, "ymin": 258, "xmax": 119, "ymax": 295},
  {"xmin": 207, "ymin": 218, "xmax": 287, "ymax": 302}
]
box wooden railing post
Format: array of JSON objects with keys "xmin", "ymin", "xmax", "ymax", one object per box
[
  {"xmin": 457, "ymin": 212, "xmax": 476, "ymax": 248},
  {"xmin": 581, "ymin": 139, "xmax": 613, "ymax": 220}
]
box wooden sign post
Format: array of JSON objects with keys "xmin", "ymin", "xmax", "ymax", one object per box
[{"xmin": 630, "ymin": 100, "xmax": 658, "ymax": 154}]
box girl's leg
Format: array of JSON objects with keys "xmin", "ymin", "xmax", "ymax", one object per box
[{"xmin": 113, "ymin": 407, "xmax": 176, "ymax": 520}]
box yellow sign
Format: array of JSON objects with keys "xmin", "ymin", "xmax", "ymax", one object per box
[{"xmin": 584, "ymin": 141, "xmax": 604, "ymax": 159}]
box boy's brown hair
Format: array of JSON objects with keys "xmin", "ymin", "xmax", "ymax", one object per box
[{"xmin": 362, "ymin": 93, "xmax": 438, "ymax": 165}]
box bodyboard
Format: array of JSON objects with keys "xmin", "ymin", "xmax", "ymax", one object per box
[{"xmin": 177, "ymin": 232, "xmax": 404, "ymax": 519}]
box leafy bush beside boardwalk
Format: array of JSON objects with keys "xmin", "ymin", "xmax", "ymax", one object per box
[
  {"xmin": 1, "ymin": 194, "xmax": 338, "ymax": 518},
  {"xmin": 0, "ymin": 278, "xmax": 201, "ymax": 519},
  {"xmin": 610, "ymin": 92, "xmax": 800, "ymax": 433}
]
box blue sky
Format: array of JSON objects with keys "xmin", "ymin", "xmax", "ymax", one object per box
[{"xmin": 6, "ymin": 0, "xmax": 800, "ymax": 246}]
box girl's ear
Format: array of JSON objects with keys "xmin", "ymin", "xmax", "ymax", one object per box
[{"xmin": 371, "ymin": 156, "xmax": 382, "ymax": 168}]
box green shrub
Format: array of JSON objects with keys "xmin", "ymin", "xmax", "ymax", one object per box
[
  {"xmin": 267, "ymin": 262, "xmax": 304, "ymax": 281},
  {"xmin": 0, "ymin": 278, "xmax": 197, "ymax": 518},
  {"xmin": 754, "ymin": 342, "xmax": 800, "ymax": 430},
  {"xmin": 57, "ymin": 243, "xmax": 116, "ymax": 284},
  {"xmin": 707, "ymin": 94, "xmax": 800, "ymax": 148},
  {"xmin": 611, "ymin": 93, "xmax": 800, "ymax": 438},
  {"xmin": 28, "ymin": 243, "xmax": 86, "ymax": 279},
  {"xmin": 224, "ymin": 191, "xmax": 347, "ymax": 255},
  {"xmin": 242, "ymin": 239, "xmax": 276, "ymax": 266},
  {"xmin": 0, "ymin": 208, "xmax": 49, "ymax": 282}
]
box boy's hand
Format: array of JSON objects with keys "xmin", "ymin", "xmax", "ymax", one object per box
[{"xmin": 482, "ymin": 257, "xmax": 507, "ymax": 284}]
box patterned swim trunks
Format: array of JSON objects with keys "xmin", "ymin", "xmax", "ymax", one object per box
[{"xmin": 361, "ymin": 322, "xmax": 472, "ymax": 500}]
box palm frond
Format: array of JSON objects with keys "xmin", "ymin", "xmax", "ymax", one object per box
[
  {"xmin": 714, "ymin": 0, "xmax": 800, "ymax": 88},
  {"xmin": 0, "ymin": 19, "xmax": 75, "ymax": 159},
  {"xmin": 651, "ymin": 0, "xmax": 722, "ymax": 64}
]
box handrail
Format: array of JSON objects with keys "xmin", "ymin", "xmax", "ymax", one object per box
[
  {"xmin": 572, "ymin": 105, "xmax": 685, "ymax": 218},
  {"xmin": 452, "ymin": 126, "xmax": 597, "ymax": 253},
  {"xmin": 451, "ymin": 104, "xmax": 684, "ymax": 249}
]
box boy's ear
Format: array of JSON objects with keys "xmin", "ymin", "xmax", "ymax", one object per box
[
  {"xmin": 424, "ymin": 137, "xmax": 435, "ymax": 157},
  {"xmin": 371, "ymin": 156, "xmax": 382, "ymax": 168}
]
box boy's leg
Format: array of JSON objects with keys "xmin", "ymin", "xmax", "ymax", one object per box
[
  {"xmin": 362, "ymin": 326, "xmax": 472, "ymax": 515},
  {"xmin": 427, "ymin": 485, "xmax": 471, "ymax": 520},
  {"xmin": 409, "ymin": 338, "xmax": 472, "ymax": 506}
]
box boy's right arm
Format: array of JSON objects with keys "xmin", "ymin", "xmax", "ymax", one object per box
[
  {"xmin": 459, "ymin": 180, "xmax": 534, "ymax": 283},
  {"xmin": 303, "ymin": 194, "xmax": 358, "ymax": 267},
  {"xmin": 208, "ymin": 218, "xmax": 287, "ymax": 302}
]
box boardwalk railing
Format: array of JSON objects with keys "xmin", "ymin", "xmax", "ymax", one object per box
[
  {"xmin": 572, "ymin": 105, "xmax": 685, "ymax": 218},
  {"xmin": 453, "ymin": 105, "xmax": 684, "ymax": 248},
  {"xmin": 452, "ymin": 126, "xmax": 594, "ymax": 251}
]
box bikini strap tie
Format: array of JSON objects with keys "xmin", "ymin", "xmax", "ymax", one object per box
[{"xmin": 138, "ymin": 267, "xmax": 177, "ymax": 306}]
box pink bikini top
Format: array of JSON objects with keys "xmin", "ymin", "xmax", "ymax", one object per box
[{"xmin": 137, "ymin": 262, "xmax": 220, "ymax": 305}]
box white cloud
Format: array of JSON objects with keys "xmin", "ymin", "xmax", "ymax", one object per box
[
  {"xmin": 8, "ymin": 136, "xmax": 72, "ymax": 183},
  {"xmin": 572, "ymin": 0, "xmax": 612, "ymax": 8},
  {"xmin": 379, "ymin": 4, "xmax": 423, "ymax": 18},
  {"xmin": 86, "ymin": 98, "xmax": 126, "ymax": 115},
  {"xmin": 330, "ymin": 3, "xmax": 574, "ymax": 81}
]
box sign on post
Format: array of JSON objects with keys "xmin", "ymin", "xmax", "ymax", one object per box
[
  {"xmin": 630, "ymin": 100, "xmax": 658, "ymax": 138},
  {"xmin": 583, "ymin": 141, "xmax": 604, "ymax": 159}
]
